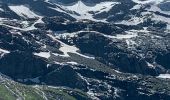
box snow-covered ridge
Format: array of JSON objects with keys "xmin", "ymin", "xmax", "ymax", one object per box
[
  {"xmin": 63, "ymin": 1, "xmax": 117, "ymax": 14},
  {"xmin": 132, "ymin": 0, "xmax": 164, "ymax": 4},
  {"xmin": 33, "ymin": 52, "xmax": 51, "ymax": 59},
  {"xmin": 0, "ymin": 48, "xmax": 10, "ymax": 57},
  {"xmin": 148, "ymin": 4, "xmax": 170, "ymax": 15},
  {"xmin": 0, "ymin": 5, "xmax": 44, "ymax": 31},
  {"xmin": 0, "ymin": 48, "xmax": 10, "ymax": 54},
  {"xmin": 157, "ymin": 74, "xmax": 170, "ymax": 79},
  {"xmin": 9, "ymin": 5, "xmax": 39, "ymax": 18},
  {"xmin": 52, "ymin": 1, "xmax": 119, "ymax": 21},
  {"xmin": 0, "ymin": 8, "xmax": 4, "ymax": 12},
  {"xmin": 47, "ymin": 34, "xmax": 95, "ymax": 59}
]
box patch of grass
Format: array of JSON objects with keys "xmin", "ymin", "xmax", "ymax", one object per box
[
  {"xmin": 43, "ymin": 88, "xmax": 76, "ymax": 100},
  {"xmin": 24, "ymin": 91, "xmax": 43, "ymax": 100},
  {"xmin": 0, "ymin": 84, "xmax": 16, "ymax": 100}
]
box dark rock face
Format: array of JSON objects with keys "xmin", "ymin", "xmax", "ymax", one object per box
[
  {"xmin": 43, "ymin": 65, "xmax": 88, "ymax": 90},
  {"xmin": 72, "ymin": 32, "xmax": 166, "ymax": 76},
  {"xmin": 0, "ymin": 51, "xmax": 48, "ymax": 79},
  {"xmin": 156, "ymin": 53, "xmax": 170, "ymax": 69},
  {"xmin": 158, "ymin": 2, "xmax": 170, "ymax": 11}
]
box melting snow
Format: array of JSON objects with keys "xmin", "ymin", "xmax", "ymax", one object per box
[
  {"xmin": 167, "ymin": 24, "xmax": 170, "ymax": 30},
  {"xmin": 24, "ymin": 16, "xmax": 44, "ymax": 31},
  {"xmin": 132, "ymin": 0, "xmax": 164, "ymax": 4},
  {"xmin": 9, "ymin": 5, "xmax": 39, "ymax": 18},
  {"xmin": 0, "ymin": 48, "xmax": 10, "ymax": 57},
  {"xmin": 34, "ymin": 52, "xmax": 51, "ymax": 59},
  {"xmin": 65, "ymin": 1, "xmax": 117, "ymax": 14},
  {"xmin": 66, "ymin": 61, "xmax": 78, "ymax": 65},
  {"xmin": 157, "ymin": 74, "xmax": 170, "ymax": 79},
  {"xmin": 116, "ymin": 16, "xmax": 145, "ymax": 25},
  {"xmin": 0, "ymin": 8, "xmax": 4, "ymax": 12},
  {"xmin": 53, "ymin": 1, "xmax": 119, "ymax": 21},
  {"xmin": 147, "ymin": 62, "xmax": 155, "ymax": 68},
  {"xmin": 103, "ymin": 30, "xmax": 138, "ymax": 39},
  {"xmin": 1, "ymin": 5, "xmax": 44, "ymax": 31},
  {"xmin": 47, "ymin": 34, "xmax": 95, "ymax": 59},
  {"xmin": 0, "ymin": 48, "xmax": 10, "ymax": 54},
  {"xmin": 152, "ymin": 13, "xmax": 170, "ymax": 24},
  {"xmin": 148, "ymin": 5, "xmax": 170, "ymax": 15}
]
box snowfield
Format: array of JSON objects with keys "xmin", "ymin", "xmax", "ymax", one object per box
[
  {"xmin": 132, "ymin": 0, "xmax": 164, "ymax": 4},
  {"xmin": 9, "ymin": 5, "xmax": 39, "ymax": 18},
  {"xmin": 33, "ymin": 52, "xmax": 51, "ymax": 59},
  {"xmin": 47, "ymin": 34, "xmax": 95, "ymax": 59},
  {"xmin": 52, "ymin": 1, "xmax": 119, "ymax": 21},
  {"xmin": 158, "ymin": 74, "xmax": 170, "ymax": 79}
]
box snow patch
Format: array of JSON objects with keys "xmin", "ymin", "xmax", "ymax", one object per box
[
  {"xmin": 116, "ymin": 16, "xmax": 145, "ymax": 25},
  {"xmin": 47, "ymin": 34, "xmax": 95, "ymax": 59},
  {"xmin": 66, "ymin": 61, "xmax": 78, "ymax": 65},
  {"xmin": 103, "ymin": 30, "xmax": 138, "ymax": 39},
  {"xmin": 34, "ymin": 52, "xmax": 51, "ymax": 59},
  {"xmin": 0, "ymin": 48, "xmax": 10, "ymax": 57},
  {"xmin": 0, "ymin": 12, "xmax": 44, "ymax": 31},
  {"xmin": 157, "ymin": 74, "xmax": 170, "ymax": 79},
  {"xmin": 0, "ymin": 8, "xmax": 4, "ymax": 12},
  {"xmin": 167, "ymin": 24, "xmax": 170, "ymax": 30},
  {"xmin": 152, "ymin": 13, "xmax": 170, "ymax": 24},
  {"xmin": 65, "ymin": 1, "xmax": 117, "ymax": 14},
  {"xmin": 53, "ymin": 1, "xmax": 119, "ymax": 21},
  {"xmin": 9, "ymin": 5, "xmax": 39, "ymax": 18},
  {"xmin": 131, "ymin": 4, "xmax": 142, "ymax": 10},
  {"xmin": 0, "ymin": 48, "xmax": 10, "ymax": 54},
  {"xmin": 132, "ymin": 0, "xmax": 164, "ymax": 4},
  {"xmin": 148, "ymin": 5, "xmax": 170, "ymax": 15},
  {"xmin": 147, "ymin": 62, "xmax": 155, "ymax": 68}
]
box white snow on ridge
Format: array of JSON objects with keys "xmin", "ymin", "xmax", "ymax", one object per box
[
  {"xmin": 167, "ymin": 24, "xmax": 170, "ymax": 30},
  {"xmin": 47, "ymin": 34, "xmax": 95, "ymax": 59},
  {"xmin": 65, "ymin": 1, "xmax": 117, "ymax": 14},
  {"xmin": 147, "ymin": 62, "xmax": 155, "ymax": 68},
  {"xmin": 3, "ymin": 5, "xmax": 44, "ymax": 31},
  {"xmin": 143, "ymin": 4, "xmax": 170, "ymax": 30},
  {"xmin": 116, "ymin": 16, "xmax": 144, "ymax": 25},
  {"xmin": 24, "ymin": 16, "xmax": 44, "ymax": 31},
  {"xmin": 152, "ymin": 13, "xmax": 170, "ymax": 25},
  {"xmin": 53, "ymin": 1, "xmax": 119, "ymax": 21},
  {"xmin": 132, "ymin": 0, "xmax": 164, "ymax": 4},
  {"xmin": 0, "ymin": 48, "xmax": 10, "ymax": 54},
  {"xmin": 103, "ymin": 30, "xmax": 138, "ymax": 39},
  {"xmin": 157, "ymin": 74, "xmax": 170, "ymax": 79},
  {"xmin": 66, "ymin": 61, "xmax": 78, "ymax": 65},
  {"xmin": 148, "ymin": 5, "xmax": 170, "ymax": 15},
  {"xmin": 0, "ymin": 8, "xmax": 4, "ymax": 12},
  {"xmin": 0, "ymin": 48, "xmax": 10, "ymax": 57},
  {"xmin": 9, "ymin": 5, "xmax": 39, "ymax": 18},
  {"xmin": 131, "ymin": 4, "xmax": 142, "ymax": 10},
  {"xmin": 0, "ymin": 12, "xmax": 44, "ymax": 31},
  {"xmin": 34, "ymin": 52, "xmax": 51, "ymax": 59}
]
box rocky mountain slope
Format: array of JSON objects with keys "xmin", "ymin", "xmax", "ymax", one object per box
[{"xmin": 0, "ymin": 0, "xmax": 170, "ymax": 99}]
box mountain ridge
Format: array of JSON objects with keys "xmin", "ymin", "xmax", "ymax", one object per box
[{"xmin": 0, "ymin": 0, "xmax": 170, "ymax": 99}]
